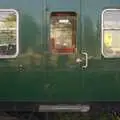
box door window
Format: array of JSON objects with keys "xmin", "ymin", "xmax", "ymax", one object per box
[{"xmin": 49, "ymin": 12, "xmax": 77, "ymax": 54}]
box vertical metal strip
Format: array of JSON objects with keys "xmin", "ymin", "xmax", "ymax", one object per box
[
  {"xmin": 44, "ymin": 0, "xmax": 48, "ymax": 50},
  {"xmin": 41, "ymin": 0, "xmax": 43, "ymax": 48}
]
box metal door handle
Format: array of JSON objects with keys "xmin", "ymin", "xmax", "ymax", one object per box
[{"xmin": 82, "ymin": 52, "xmax": 88, "ymax": 69}]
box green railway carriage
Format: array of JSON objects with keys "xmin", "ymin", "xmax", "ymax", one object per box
[{"xmin": 0, "ymin": 0, "xmax": 120, "ymax": 113}]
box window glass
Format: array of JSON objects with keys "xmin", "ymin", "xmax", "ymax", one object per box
[
  {"xmin": 102, "ymin": 9, "xmax": 120, "ymax": 58},
  {"xmin": 0, "ymin": 9, "xmax": 19, "ymax": 58},
  {"xmin": 50, "ymin": 12, "xmax": 77, "ymax": 54}
]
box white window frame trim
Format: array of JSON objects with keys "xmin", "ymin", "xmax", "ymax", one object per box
[
  {"xmin": 101, "ymin": 8, "xmax": 120, "ymax": 58},
  {"xmin": 0, "ymin": 9, "xmax": 19, "ymax": 59}
]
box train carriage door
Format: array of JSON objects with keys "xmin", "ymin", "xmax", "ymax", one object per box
[
  {"xmin": 44, "ymin": 0, "xmax": 83, "ymax": 69},
  {"xmin": 43, "ymin": 0, "xmax": 86, "ymax": 101}
]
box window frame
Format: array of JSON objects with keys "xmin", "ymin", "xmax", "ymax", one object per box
[
  {"xmin": 101, "ymin": 8, "xmax": 120, "ymax": 58},
  {"xmin": 0, "ymin": 9, "xmax": 19, "ymax": 59},
  {"xmin": 49, "ymin": 11, "xmax": 77, "ymax": 55}
]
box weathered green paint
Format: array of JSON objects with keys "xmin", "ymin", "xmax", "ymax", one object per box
[{"xmin": 0, "ymin": 0, "xmax": 119, "ymax": 102}]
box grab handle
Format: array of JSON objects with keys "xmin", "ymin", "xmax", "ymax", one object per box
[{"xmin": 82, "ymin": 52, "xmax": 88, "ymax": 69}]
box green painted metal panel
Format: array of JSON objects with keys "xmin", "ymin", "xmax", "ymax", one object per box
[
  {"xmin": 81, "ymin": 0, "xmax": 120, "ymax": 101},
  {"xmin": 0, "ymin": 0, "xmax": 47, "ymax": 101},
  {"xmin": 0, "ymin": 0, "xmax": 119, "ymax": 102},
  {"xmin": 0, "ymin": 0, "xmax": 83, "ymax": 102}
]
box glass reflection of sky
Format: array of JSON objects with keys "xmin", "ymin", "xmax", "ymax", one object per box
[
  {"xmin": 0, "ymin": 11, "xmax": 15, "ymax": 21},
  {"xmin": 103, "ymin": 10, "xmax": 120, "ymax": 22},
  {"xmin": 103, "ymin": 10, "xmax": 120, "ymax": 29}
]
